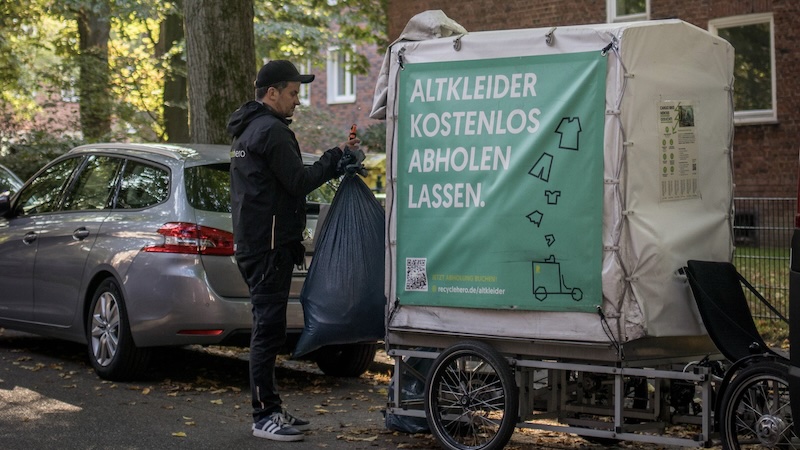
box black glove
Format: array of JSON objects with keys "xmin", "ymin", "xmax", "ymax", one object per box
[{"xmin": 337, "ymin": 147, "xmax": 367, "ymax": 176}]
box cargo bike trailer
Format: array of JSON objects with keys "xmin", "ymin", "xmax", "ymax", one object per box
[
  {"xmin": 385, "ymin": 259, "xmax": 799, "ymax": 449},
  {"xmin": 371, "ymin": 15, "xmax": 800, "ymax": 450}
]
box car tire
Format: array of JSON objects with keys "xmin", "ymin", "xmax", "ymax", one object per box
[
  {"xmin": 314, "ymin": 343, "xmax": 377, "ymax": 377},
  {"xmin": 86, "ymin": 278, "xmax": 150, "ymax": 381}
]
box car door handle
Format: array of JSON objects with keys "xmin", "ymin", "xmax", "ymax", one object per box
[
  {"xmin": 22, "ymin": 231, "xmax": 37, "ymax": 244},
  {"xmin": 73, "ymin": 227, "xmax": 90, "ymax": 240}
]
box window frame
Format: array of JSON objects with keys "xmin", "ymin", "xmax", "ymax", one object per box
[
  {"xmin": 326, "ymin": 46, "xmax": 356, "ymax": 104},
  {"xmin": 113, "ymin": 157, "xmax": 171, "ymax": 210},
  {"xmin": 298, "ymin": 60, "xmax": 311, "ymax": 106},
  {"xmin": 607, "ymin": 0, "xmax": 650, "ymax": 23},
  {"xmin": 709, "ymin": 13, "xmax": 777, "ymax": 125},
  {"xmin": 15, "ymin": 156, "xmax": 83, "ymax": 216},
  {"xmin": 61, "ymin": 154, "xmax": 123, "ymax": 212}
]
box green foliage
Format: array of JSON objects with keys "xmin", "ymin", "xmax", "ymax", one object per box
[
  {"xmin": 359, "ymin": 122, "xmax": 386, "ymax": 153},
  {"xmin": 0, "ymin": 2, "xmax": 62, "ymax": 119},
  {"xmin": 0, "ymin": 131, "xmax": 81, "ymax": 181},
  {"xmin": 254, "ymin": 0, "xmax": 387, "ymax": 74},
  {"xmin": 0, "ymin": 0, "xmax": 386, "ymax": 148}
]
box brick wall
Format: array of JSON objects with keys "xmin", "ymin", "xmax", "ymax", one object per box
[
  {"xmin": 388, "ymin": 0, "xmax": 605, "ymax": 37},
  {"xmin": 387, "ymin": 0, "xmax": 800, "ymax": 197},
  {"xmin": 295, "ymin": 44, "xmax": 385, "ymax": 153}
]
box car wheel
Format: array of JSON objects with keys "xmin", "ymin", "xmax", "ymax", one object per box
[
  {"xmin": 315, "ymin": 343, "xmax": 377, "ymax": 377},
  {"xmin": 86, "ymin": 277, "xmax": 150, "ymax": 381}
]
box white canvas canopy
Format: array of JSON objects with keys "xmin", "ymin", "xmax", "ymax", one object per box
[{"xmin": 375, "ymin": 14, "xmax": 734, "ymax": 353}]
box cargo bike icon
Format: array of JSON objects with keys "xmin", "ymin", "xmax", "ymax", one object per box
[{"xmin": 532, "ymin": 255, "xmax": 583, "ymax": 302}]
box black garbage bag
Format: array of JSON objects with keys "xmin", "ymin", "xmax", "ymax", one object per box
[
  {"xmin": 293, "ymin": 174, "xmax": 386, "ymax": 358},
  {"xmin": 384, "ymin": 350, "xmax": 434, "ymax": 433}
]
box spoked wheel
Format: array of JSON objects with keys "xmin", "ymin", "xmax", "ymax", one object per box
[
  {"xmin": 425, "ymin": 341, "xmax": 518, "ymax": 450},
  {"xmin": 720, "ymin": 360, "xmax": 799, "ymax": 449}
]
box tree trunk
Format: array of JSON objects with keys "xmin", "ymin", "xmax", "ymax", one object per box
[
  {"xmin": 77, "ymin": 1, "xmax": 112, "ymax": 141},
  {"xmin": 184, "ymin": 0, "xmax": 254, "ymax": 144},
  {"xmin": 159, "ymin": 0, "xmax": 189, "ymax": 143}
]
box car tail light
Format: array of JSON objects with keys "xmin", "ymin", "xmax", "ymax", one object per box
[{"xmin": 144, "ymin": 222, "xmax": 234, "ymax": 256}]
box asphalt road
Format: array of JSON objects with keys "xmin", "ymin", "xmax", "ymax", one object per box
[
  {"xmin": 0, "ymin": 328, "xmax": 704, "ymax": 450},
  {"xmin": 0, "ymin": 328, "xmax": 422, "ymax": 450}
]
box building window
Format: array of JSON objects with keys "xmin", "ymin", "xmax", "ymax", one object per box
[
  {"xmin": 607, "ymin": 0, "xmax": 649, "ymax": 22},
  {"xmin": 298, "ymin": 60, "xmax": 311, "ymax": 106},
  {"xmin": 327, "ymin": 47, "xmax": 356, "ymax": 104},
  {"xmin": 710, "ymin": 14, "xmax": 776, "ymax": 125}
]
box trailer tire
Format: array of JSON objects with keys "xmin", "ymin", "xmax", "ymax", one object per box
[
  {"xmin": 425, "ymin": 340, "xmax": 518, "ymax": 450},
  {"xmin": 719, "ymin": 360, "xmax": 797, "ymax": 449}
]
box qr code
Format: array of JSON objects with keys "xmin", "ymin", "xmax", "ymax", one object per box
[{"xmin": 405, "ymin": 257, "xmax": 428, "ymax": 292}]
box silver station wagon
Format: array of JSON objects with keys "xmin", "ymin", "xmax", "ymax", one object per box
[{"xmin": 0, "ymin": 143, "xmax": 376, "ymax": 380}]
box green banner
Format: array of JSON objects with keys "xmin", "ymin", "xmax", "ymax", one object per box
[{"xmin": 396, "ymin": 51, "xmax": 606, "ymax": 312}]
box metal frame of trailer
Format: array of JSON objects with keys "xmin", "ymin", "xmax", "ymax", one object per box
[
  {"xmin": 382, "ymin": 261, "xmax": 799, "ymax": 449},
  {"xmin": 385, "ymin": 332, "xmax": 720, "ymax": 448}
]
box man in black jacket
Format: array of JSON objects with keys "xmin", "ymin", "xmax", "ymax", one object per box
[{"xmin": 227, "ymin": 60, "xmax": 358, "ymax": 442}]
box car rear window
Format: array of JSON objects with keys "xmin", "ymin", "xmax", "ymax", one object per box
[
  {"xmin": 185, "ymin": 163, "xmax": 338, "ymax": 213},
  {"xmin": 186, "ymin": 163, "xmax": 231, "ymax": 213}
]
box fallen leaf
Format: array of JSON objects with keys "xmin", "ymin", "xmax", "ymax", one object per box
[
  {"xmin": 142, "ymin": 388, "xmax": 151, "ymax": 395},
  {"xmin": 210, "ymin": 399, "xmax": 223, "ymax": 405},
  {"xmin": 171, "ymin": 432, "xmax": 187, "ymax": 438},
  {"xmin": 337, "ymin": 434, "xmax": 378, "ymax": 442}
]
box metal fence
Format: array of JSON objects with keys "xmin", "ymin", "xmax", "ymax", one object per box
[{"xmin": 732, "ymin": 197, "xmax": 794, "ymax": 322}]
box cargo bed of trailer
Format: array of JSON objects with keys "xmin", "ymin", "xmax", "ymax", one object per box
[{"xmin": 370, "ymin": 15, "xmax": 765, "ymax": 448}]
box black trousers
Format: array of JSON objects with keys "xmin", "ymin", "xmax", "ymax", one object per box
[{"xmin": 239, "ymin": 247, "xmax": 295, "ymax": 422}]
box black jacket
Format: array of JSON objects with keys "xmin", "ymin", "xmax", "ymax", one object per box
[{"xmin": 227, "ymin": 101, "xmax": 342, "ymax": 259}]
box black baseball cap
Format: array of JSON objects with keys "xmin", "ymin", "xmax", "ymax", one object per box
[{"xmin": 254, "ymin": 60, "xmax": 315, "ymax": 88}]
